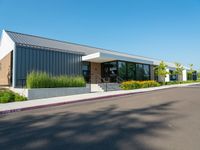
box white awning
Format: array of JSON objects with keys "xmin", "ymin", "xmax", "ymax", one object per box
[{"xmin": 82, "ymin": 52, "xmax": 154, "ymax": 64}]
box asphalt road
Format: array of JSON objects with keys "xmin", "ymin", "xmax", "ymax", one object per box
[{"xmin": 0, "ymin": 87, "xmax": 200, "ymax": 150}]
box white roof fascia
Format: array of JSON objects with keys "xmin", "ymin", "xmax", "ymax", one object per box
[
  {"xmin": 83, "ymin": 52, "xmax": 189, "ymax": 70},
  {"xmin": 82, "ymin": 52, "xmax": 154, "ymax": 64},
  {"xmin": 0, "ymin": 30, "xmax": 15, "ymax": 60},
  {"xmin": 82, "ymin": 52, "xmax": 101, "ymax": 61},
  {"xmin": 100, "ymin": 52, "xmax": 154, "ymax": 64}
]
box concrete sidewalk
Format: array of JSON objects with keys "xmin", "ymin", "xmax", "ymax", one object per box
[{"xmin": 0, "ymin": 83, "xmax": 199, "ymax": 115}]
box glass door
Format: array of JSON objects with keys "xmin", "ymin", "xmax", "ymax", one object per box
[{"xmin": 102, "ymin": 61, "xmax": 117, "ymax": 82}]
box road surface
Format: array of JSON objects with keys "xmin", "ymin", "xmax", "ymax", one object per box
[{"xmin": 0, "ymin": 86, "xmax": 200, "ymax": 150}]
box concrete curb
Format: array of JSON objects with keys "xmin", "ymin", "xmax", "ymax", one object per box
[
  {"xmin": 0, "ymin": 83, "xmax": 199, "ymax": 115},
  {"xmin": 0, "ymin": 88, "xmax": 169, "ymax": 116}
]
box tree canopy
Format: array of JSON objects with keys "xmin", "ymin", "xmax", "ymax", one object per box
[
  {"xmin": 154, "ymin": 61, "xmax": 169, "ymax": 77},
  {"xmin": 173, "ymin": 62, "xmax": 184, "ymax": 75}
]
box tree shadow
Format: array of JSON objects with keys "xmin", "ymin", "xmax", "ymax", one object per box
[{"xmin": 0, "ymin": 101, "xmax": 182, "ymax": 150}]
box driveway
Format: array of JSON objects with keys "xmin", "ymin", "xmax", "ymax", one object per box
[{"xmin": 0, "ymin": 87, "xmax": 200, "ymax": 150}]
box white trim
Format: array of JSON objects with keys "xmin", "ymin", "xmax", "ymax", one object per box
[
  {"xmin": 0, "ymin": 30, "xmax": 15, "ymax": 60},
  {"xmin": 182, "ymin": 69, "xmax": 187, "ymax": 81},
  {"xmin": 165, "ymin": 68, "xmax": 170, "ymax": 82},
  {"xmin": 12, "ymin": 45, "xmax": 16, "ymax": 87},
  {"xmin": 82, "ymin": 52, "xmax": 189, "ymax": 70},
  {"xmin": 82, "ymin": 52, "xmax": 154, "ymax": 64}
]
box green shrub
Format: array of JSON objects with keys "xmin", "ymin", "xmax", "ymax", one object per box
[
  {"xmin": 26, "ymin": 71, "xmax": 51, "ymax": 88},
  {"xmin": 14, "ymin": 94, "xmax": 27, "ymax": 101},
  {"xmin": 164, "ymin": 81, "xmax": 181, "ymax": 85},
  {"xmin": 0, "ymin": 90, "xmax": 27, "ymax": 103},
  {"xmin": 0, "ymin": 91, "xmax": 15, "ymax": 103},
  {"xmin": 163, "ymin": 80, "xmax": 200, "ymax": 85},
  {"xmin": 121, "ymin": 80, "xmax": 160, "ymax": 90},
  {"xmin": 26, "ymin": 71, "xmax": 86, "ymax": 89}
]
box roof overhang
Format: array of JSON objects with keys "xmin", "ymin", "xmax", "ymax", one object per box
[{"xmin": 82, "ymin": 52, "xmax": 154, "ymax": 64}]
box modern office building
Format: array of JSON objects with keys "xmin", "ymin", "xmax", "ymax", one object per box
[{"xmin": 0, "ymin": 30, "xmax": 189, "ymax": 87}]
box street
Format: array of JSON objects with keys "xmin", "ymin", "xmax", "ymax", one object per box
[{"xmin": 0, "ymin": 86, "xmax": 200, "ymax": 150}]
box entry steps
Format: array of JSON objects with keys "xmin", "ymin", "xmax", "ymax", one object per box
[{"xmin": 91, "ymin": 83, "xmax": 121, "ymax": 92}]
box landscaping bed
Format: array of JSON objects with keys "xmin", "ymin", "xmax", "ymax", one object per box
[
  {"xmin": 26, "ymin": 85, "xmax": 91, "ymax": 100},
  {"xmin": 0, "ymin": 89, "xmax": 27, "ymax": 103},
  {"xmin": 121, "ymin": 80, "xmax": 200, "ymax": 90},
  {"xmin": 27, "ymin": 71, "xmax": 86, "ymax": 89},
  {"xmin": 163, "ymin": 80, "xmax": 200, "ymax": 85},
  {"xmin": 121, "ymin": 80, "xmax": 160, "ymax": 90}
]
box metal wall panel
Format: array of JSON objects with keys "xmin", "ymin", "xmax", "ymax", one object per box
[{"xmin": 14, "ymin": 46, "xmax": 82, "ymax": 87}]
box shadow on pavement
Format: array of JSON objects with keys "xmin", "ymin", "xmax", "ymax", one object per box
[{"xmin": 0, "ymin": 101, "xmax": 181, "ymax": 150}]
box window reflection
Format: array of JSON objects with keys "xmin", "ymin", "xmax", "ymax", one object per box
[
  {"xmin": 143, "ymin": 65, "xmax": 150, "ymax": 80},
  {"xmin": 136, "ymin": 64, "xmax": 144, "ymax": 80},
  {"xmin": 101, "ymin": 61, "xmax": 151, "ymax": 82},
  {"xmin": 118, "ymin": 61, "xmax": 127, "ymax": 80},
  {"xmin": 127, "ymin": 63, "xmax": 136, "ymax": 80},
  {"xmin": 82, "ymin": 62, "xmax": 90, "ymax": 82},
  {"xmin": 102, "ymin": 61, "xmax": 117, "ymax": 82}
]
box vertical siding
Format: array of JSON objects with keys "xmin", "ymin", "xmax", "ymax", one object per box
[{"xmin": 15, "ymin": 46, "xmax": 82, "ymax": 87}]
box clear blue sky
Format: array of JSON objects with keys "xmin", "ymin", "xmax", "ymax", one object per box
[{"xmin": 0, "ymin": 0, "xmax": 200, "ymax": 69}]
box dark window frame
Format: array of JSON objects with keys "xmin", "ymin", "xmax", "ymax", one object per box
[{"xmin": 101, "ymin": 60, "xmax": 151, "ymax": 82}]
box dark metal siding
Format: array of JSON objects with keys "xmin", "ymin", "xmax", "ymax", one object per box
[{"xmin": 15, "ymin": 46, "xmax": 82, "ymax": 86}]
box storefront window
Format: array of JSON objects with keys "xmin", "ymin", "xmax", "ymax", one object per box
[
  {"xmin": 136, "ymin": 64, "xmax": 150, "ymax": 80},
  {"xmin": 143, "ymin": 64, "xmax": 150, "ymax": 80},
  {"xmin": 127, "ymin": 63, "xmax": 136, "ymax": 80},
  {"xmin": 170, "ymin": 70, "xmax": 177, "ymax": 81},
  {"xmin": 82, "ymin": 62, "xmax": 90, "ymax": 82},
  {"xmin": 101, "ymin": 61, "xmax": 151, "ymax": 82},
  {"xmin": 102, "ymin": 61, "xmax": 117, "ymax": 82},
  {"xmin": 136, "ymin": 64, "xmax": 144, "ymax": 80},
  {"xmin": 118, "ymin": 61, "xmax": 127, "ymax": 80}
]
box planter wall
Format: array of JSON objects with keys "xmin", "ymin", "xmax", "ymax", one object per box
[{"xmin": 12, "ymin": 84, "xmax": 91, "ymax": 100}]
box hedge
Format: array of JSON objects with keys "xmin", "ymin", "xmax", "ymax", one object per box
[
  {"xmin": 120, "ymin": 80, "xmax": 160, "ymax": 90},
  {"xmin": 26, "ymin": 71, "xmax": 86, "ymax": 89},
  {"xmin": 162, "ymin": 80, "xmax": 200, "ymax": 85},
  {"xmin": 0, "ymin": 90, "xmax": 27, "ymax": 103},
  {"xmin": 121, "ymin": 80, "xmax": 200, "ymax": 90}
]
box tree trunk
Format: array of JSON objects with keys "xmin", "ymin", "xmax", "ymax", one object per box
[
  {"xmin": 177, "ymin": 74, "xmax": 183, "ymax": 81},
  {"xmin": 158, "ymin": 76, "xmax": 165, "ymax": 83}
]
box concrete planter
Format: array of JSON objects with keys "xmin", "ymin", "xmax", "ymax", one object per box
[{"xmin": 12, "ymin": 84, "xmax": 91, "ymax": 100}]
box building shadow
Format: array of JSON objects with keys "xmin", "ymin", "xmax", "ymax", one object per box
[{"xmin": 0, "ymin": 101, "xmax": 182, "ymax": 150}]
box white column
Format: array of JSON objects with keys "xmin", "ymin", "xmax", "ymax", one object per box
[
  {"xmin": 12, "ymin": 47, "xmax": 16, "ymax": 87},
  {"xmin": 165, "ymin": 68, "xmax": 170, "ymax": 82},
  {"xmin": 182, "ymin": 69, "xmax": 187, "ymax": 81}
]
